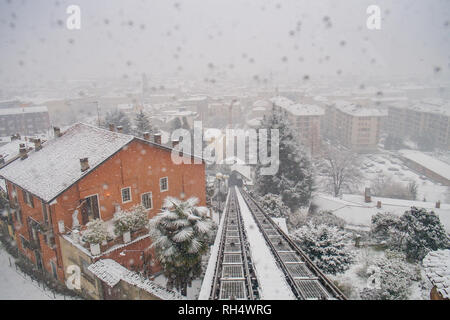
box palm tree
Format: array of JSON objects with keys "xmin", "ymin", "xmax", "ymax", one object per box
[{"xmin": 148, "ymin": 197, "xmax": 215, "ymax": 296}]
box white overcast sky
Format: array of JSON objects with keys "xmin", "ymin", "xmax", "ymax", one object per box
[{"xmin": 0, "ymin": 0, "xmax": 449, "ymax": 86}]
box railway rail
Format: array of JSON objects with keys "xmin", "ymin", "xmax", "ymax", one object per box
[
  {"xmin": 238, "ymin": 187, "xmax": 346, "ymax": 300},
  {"xmin": 207, "ymin": 187, "xmax": 346, "ymax": 300},
  {"xmin": 209, "ymin": 188, "xmax": 259, "ymax": 300}
]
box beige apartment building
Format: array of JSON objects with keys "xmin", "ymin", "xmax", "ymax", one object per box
[
  {"xmin": 386, "ymin": 99, "xmax": 450, "ymax": 150},
  {"xmin": 324, "ymin": 101, "xmax": 386, "ymax": 152},
  {"xmin": 270, "ymin": 96, "xmax": 324, "ymax": 156}
]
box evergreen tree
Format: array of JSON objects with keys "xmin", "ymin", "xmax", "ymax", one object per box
[
  {"xmin": 148, "ymin": 197, "xmax": 215, "ymax": 296},
  {"xmin": 399, "ymin": 207, "xmax": 449, "ymax": 261},
  {"xmin": 259, "ymin": 193, "xmax": 290, "ymax": 219},
  {"xmin": 370, "ymin": 208, "xmax": 449, "ymax": 261},
  {"xmin": 104, "ymin": 110, "xmax": 132, "ymax": 134},
  {"xmin": 133, "ymin": 111, "xmax": 153, "ymax": 136},
  {"xmin": 255, "ymin": 106, "xmax": 314, "ymax": 211},
  {"xmin": 293, "ymin": 222, "xmax": 354, "ymax": 274},
  {"xmin": 170, "ymin": 117, "xmax": 183, "ymax": 131}
]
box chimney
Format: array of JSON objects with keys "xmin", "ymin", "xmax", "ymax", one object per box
[
  {"xmin": 33, "ymin": 138, "xmax": 42, "ymax": 151},
  {"xmin": 109, "ymin": 123, "xmax": 115, "ymax": 132},
  {"xmin": 53, "ymin": 126, "xmax": 61, "ymax": 138},
  {"xmin": 172, "ymin": 139, "xmax": 179, "ymax": 148},
  {"xmin": 80, "ymin": 157, "xmax": 90, "ymax": 172},
  {"xmin": 436, "ymin": 201, "xmax": 441, "ymax": 209},
  {"xmin": 154, "ymin": 133, "xmax": 162, "ymax": 144},
  {"xmin": 364, "ymin": 187, "xmax": 371, "ymax": 203},
  {"xmin": 117, "ymin": 126, "xmax": 123, "ymax": 133},
  {"xmin": 19, "ymin": 144, "xmax": 28, "ymax": 160},
  {"xmin": 376, "ymin": 200, "xmax": 382, "ymax": 209},
  {"xmin": 0, "ymin": 155, "xmax": 4, "ymax": 166},
  {"xmin": 143, "ymin": 132, "xmax": 150, "ymax": 140}
]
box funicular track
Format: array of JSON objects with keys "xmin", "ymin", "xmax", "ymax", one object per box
[
  {"xmin": 238, "ymin": 187, "xmax": 346, "ymax": 300},
  {"xmin": 210, "ymin": 188, "xmax": 259, "ymax": 300}
]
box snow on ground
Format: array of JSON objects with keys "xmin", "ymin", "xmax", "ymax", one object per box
[
  {"xmin": 329, "ymin": 246, "xmax": 430, "ymax": 300},
  {"xmin": 153, "ymin": 274, "xmax": 202, "ymax": 300},
  {"xmin": 235, "ymin": 187, "xmax": 296, "ymax": 300},
  {"xmin": 0, "ymin": 246, "xmax": 70, "ymax": 300},
  {"xmin": 359, "ymin": 152, "xmax": 449, "ymax": 203}
]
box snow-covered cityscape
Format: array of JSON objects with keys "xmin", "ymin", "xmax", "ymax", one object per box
[{"xmin": 0, "ymin": 0, "xmax": 449, "ymax": 307}]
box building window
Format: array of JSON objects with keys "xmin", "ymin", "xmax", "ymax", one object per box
[
  {"xmin": 50, "ymin": 260, "xmax": 58, "ymax": 279},
  {"xmin": 15, "ymin": 207, "xmax": 23, "ymax": 224},
  {"xmin": 81, "ymin": 194, "xmax": 100, "ymax": 224},
  {"xmin": 160, "ymin": 177, "xmax": 168, "ymax": 192},
  {"xmin": 42, "ymin": 201, "xmax": 50, "ymax": 225},
  {"xmin": 141, "ymin": 192, "xmax": 153, "ymax": 210},
  {"xmin": 22, "ymin": 190, "xmax": 34, "ymax": 208},
  {"xmin": 121, "ymin": 187, "xmax": 132, "ymax": 203}
]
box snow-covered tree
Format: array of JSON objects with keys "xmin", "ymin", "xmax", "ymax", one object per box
[
  {"xmin": 370, "ymin": 212, "xmax": 402, "ymax": 246},
  {"xmin": 398, "ymin": 207, "xmax": 449, "ymax": 261},
  {"xmin": 133, "ymin": 111, "xmax": 154, "ymax": 136},
  {"xmin": 148, "ymin": 197, "xmax": 215, "ymax": 295},
  {"xmin": 104, "ymin": 110, "xmax": 131, "ymax": 134},
  {"xmin": 113, "ymin": 205, "xmax": 148, "ymax": 236},
  {"xmin": 359, "ymin": 250, "xmax": 412, "ymax": 300},
  {"xmin": 370, "ymin": 208, "xmax": 449, "ymax": 261},
  {"xmin": 318, "ymin": 145, "xmax": 363, "ymax": 197},
  {"xmin": 259, "ymin": 193, "xmax": 290, "ymax": 218},
  {"xmin": 82, "ymin": 219, "xmax": 108, "ymax": 244},
  {"xmin": 293, "ymin": 222, "xmax": 354, "ymax": 274},
  {"xmin": 255, "ymin": 106, "xmax": 314, "ymax": 211}
]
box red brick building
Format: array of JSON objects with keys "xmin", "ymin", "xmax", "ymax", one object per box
[{"xmin": 0, "ymin": 123, "xmax": 206, "ymax": 286}]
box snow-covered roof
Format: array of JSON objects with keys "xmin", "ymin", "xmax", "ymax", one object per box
[
  {"xmin": 0, "ymin": 106, "xmax": 48, "ymax": 116},
  {"xmin": 423, "ymin": 249, "xmax": 450, "ymax": 299},
  {"xmin": 389, "ymin": 99, "xmax": 450, "ymax": 116},
  {"xmin": 178, "ymin": 96, "xmax": 207, "ymax": 103},
  {"xmin": 399, "ymin": 149, "xmax": 450, "ymax": 181},
  {"xmin": 0, "ymin": 139, "xmax": 31, "ymax": 164},
  {"xmin": 246, "ymin": 118, "xmax": 262, "ymax": 127},
  {"xmin": 270, "ymin": 96, "xmax": 324, "ymax": 116},
  {"xmin": 312, "ymin": 193, "xmax": 450, "ymax": 233},
  {"xmin": 333, "ymin": 100, "xmax": 387, "ymax": 117},
  {"xmin": 0, "ymin": 123, "xmax": 133, "ymax": 202},
  {"xmin": 252, "ymin": 100, "xmax": 271, "ymax": 108},
  {"xmin": 88, "ymin": 259, "xmax": 186, "ymax": 300}
]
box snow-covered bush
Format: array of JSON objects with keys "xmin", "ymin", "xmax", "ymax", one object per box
[
  {"xmin": 370, "ymin": 208, "xmax": 449, "ymax": 261},
  {"xmin": 399, "ymin": 207, "xmax": 449, "ymax": 261},
  {"xmin": 82, "ymin": 219, "xmax": 108, "ymax": 244},
  {"xmin": 113, "ymin": 205, "xmax": 148, "ymax": 236},
  {"xmin": 359, "ymin": 251, "xmax": 412, "ymax": 300},
  {"xmin": 148, "ymin": 196, "xmax": 216, "ymax": 295},
  {"xmin": 370, "ymin": 212, "xmax": 402, "ymax": 246},
  {"xmin": 293, "ymin": 222, "xmax": 354, "ymax": 275},
  {"xmin": 259, "ymin": 193, "xmax": 290, "ymax": 218}
]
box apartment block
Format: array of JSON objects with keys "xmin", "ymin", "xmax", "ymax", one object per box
[
  {"xmin": 324, "ymin": 100, "xmax": 386, "ymax": 152},
  {"xmin": 270, "ymin": 96, "xmax": 324, "ymax": 155},
  {"xmin": 0, "ymin": 106, "xmax": 50, "ymax": 136}
]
